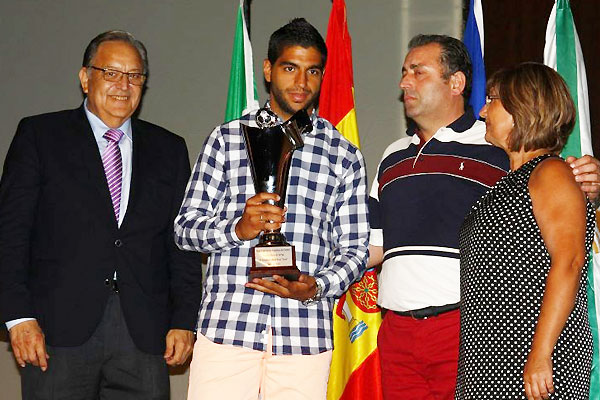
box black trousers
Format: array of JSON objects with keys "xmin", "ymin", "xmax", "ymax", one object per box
[{"xmin": 21, "ymin": 292, "xmax": 169, "ymax": 400}]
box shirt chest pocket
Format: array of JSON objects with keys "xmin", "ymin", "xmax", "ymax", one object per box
[{"xmin": 222, "ymin": 156, "xmax": 256, "ymax": 217}]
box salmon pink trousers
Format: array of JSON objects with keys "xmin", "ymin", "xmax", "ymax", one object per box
[{"xmin": 187, "ymin": 331, "xmax": 332, "ymax": 400}]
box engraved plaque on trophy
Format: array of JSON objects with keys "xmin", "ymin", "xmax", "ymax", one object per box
[{"xmin": 241, "ymin": 108, "xmax": 312, "ymax": 281}]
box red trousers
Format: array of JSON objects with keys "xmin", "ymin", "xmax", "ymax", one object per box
[{"xmin": 378, "ymin": 309, "xmax": 460, "ymax": 400}]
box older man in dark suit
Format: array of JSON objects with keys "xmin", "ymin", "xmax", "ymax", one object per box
[{"xmin": 0, "ymin": 30, "xmax": 203, "ymax": 399}]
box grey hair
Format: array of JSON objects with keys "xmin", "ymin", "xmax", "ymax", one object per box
[{"xmin": 82, "ymin": 30, "xmax": 148, "ymax": 75}]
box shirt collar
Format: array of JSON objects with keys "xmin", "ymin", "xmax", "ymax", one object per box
[
  {"xmin": 406, "ymin": 107, "xmax": 476, "ymax": 136},
  {"xmin": 84, "ymin": 98, "xmax": 133, "ymax": 143}
]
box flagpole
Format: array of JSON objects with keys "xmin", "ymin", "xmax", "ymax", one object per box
[{"xmin": 244, "ymin": 0, "xmax": 252, "ymax": 39}]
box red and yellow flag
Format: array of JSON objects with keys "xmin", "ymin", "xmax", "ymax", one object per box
[
  {"xmin": 319, "ymin": 1, "xmax": 383, "ymax": 399},
  {"xmin": 319, "ymin": 0, "xmax": 359, "ymax": 148}
]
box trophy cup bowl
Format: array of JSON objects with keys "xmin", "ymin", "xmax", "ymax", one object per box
[{"xmin": 241, "ymin": 109, "xmax": 312, "ymax": 281}]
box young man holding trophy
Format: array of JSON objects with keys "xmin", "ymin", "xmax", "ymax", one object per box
[{"xmin": 175, "ymin": 18, "xmax": 369, "ymax": 400}]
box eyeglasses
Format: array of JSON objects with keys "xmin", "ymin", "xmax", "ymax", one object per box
[
  {"xmin": 485, "ymin": 95, "xmax": 500, "ymax": 105},
  {"xmin": 88, "ymin": 66, "xmax": 146, "ymax": 86}
]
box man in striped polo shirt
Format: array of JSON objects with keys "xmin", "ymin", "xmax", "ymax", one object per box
[{"xmin": 368, "ymin": 34, "xmax": 600, "ymax": 400}]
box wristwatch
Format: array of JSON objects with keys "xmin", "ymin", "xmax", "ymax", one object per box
[{"xmin": 302, "ymin": 279, "xmax": 323, "ymax": 306}]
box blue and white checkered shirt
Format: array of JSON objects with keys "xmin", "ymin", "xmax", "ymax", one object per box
[{"xmin": 174, "ymin": 107, "xmax": 369, "ymax": 355}]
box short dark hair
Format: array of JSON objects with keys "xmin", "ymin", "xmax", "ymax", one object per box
[
  {"xmin": 487, "ymin": 62, "xmax": 575, "ymax": 153},
  {"xmin": 267, "ymin": 18, "xmax": 327, "ymax": 67},
  {"xmin": 82, "ymin": 30, "xmax": 148, "ymax": 75},
  {"xmin": 408, "ymin": 34, "xmax": 472, "ymax": 102}
]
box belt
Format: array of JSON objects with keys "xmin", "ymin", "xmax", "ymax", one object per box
[{"xmin": 393, "ymin": 303, "xmax": 459, "ymax": 319}]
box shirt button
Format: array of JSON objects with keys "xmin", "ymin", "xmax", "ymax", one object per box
[
  {"xmin": 114, "ymin": 239, "xmax": 123, "ymax": 247},
  {"xmin": 104, "ymin": 279, "xmax": 111, "ymax": 286}
]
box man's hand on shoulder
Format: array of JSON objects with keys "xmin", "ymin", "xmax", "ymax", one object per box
[
  {"xmin": 246, "ymin": 274, "xmax": 317, "ymax": 302},
  {"xmin": 9, "ymin": 320, "xmax": 49, "ymax": 371},
  {"xmin": 566, "ymin": 155, "xmax": 600, "ymax": 202},
  {"xmin": 164, "ymin": 329, "xmax": 195, "ymax": 366}
]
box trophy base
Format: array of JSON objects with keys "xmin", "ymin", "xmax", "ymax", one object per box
[
  {"xmin": 250, "ymin": 241, "xmax": 300, "ymax": 281},
  {"xmin": 249, "ymin": 266, "xmax": 301, "ymax": 281}
]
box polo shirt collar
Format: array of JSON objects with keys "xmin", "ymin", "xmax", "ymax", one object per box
[{"xmin": 406, "ymin": 107, "xmax": 476, "ymax": 136}]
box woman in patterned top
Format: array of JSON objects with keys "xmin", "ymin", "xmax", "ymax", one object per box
[{"xmin": 455, "ymin": 62, "xmax": 594, "ymax": 400}]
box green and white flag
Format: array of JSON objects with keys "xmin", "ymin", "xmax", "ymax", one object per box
[
  {"xmin": 544, "ymin": 1, "xmax": 599, "ymax": 398},
  {"xmin": 224, "ymin": 0, "xmax": 259, "ymax": 122}
]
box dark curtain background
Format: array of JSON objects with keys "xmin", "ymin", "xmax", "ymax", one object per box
[{"xmin": 468, "ymin": 0, "xmax": 599, "ymax": 155}]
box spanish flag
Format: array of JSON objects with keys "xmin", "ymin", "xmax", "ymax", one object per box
[{"xmin": 319, "ymin": 1, "xmax": 383, "ymax": 399}]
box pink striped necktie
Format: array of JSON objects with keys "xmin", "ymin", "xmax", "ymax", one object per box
[{"xmin": 102, "ymin": 129, "xmax": 124, "ymax": 222}]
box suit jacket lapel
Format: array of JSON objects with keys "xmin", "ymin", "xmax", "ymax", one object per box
[
  {"xmin": 120, "ymin": 119, "xmax": 143, "ymax": 231},
  {"xmin": 70, "ymin": 105, "xmax": 119, "ymax": 229}
]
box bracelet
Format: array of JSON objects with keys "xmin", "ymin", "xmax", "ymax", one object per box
[{"xmin": 302, "ymin": 279, "xmax": 323, "ymax": 306}]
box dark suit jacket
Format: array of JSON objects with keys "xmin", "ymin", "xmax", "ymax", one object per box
[{"xmin": 0, "ymin": 105, "xmax": 203, "ymax": 355}]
